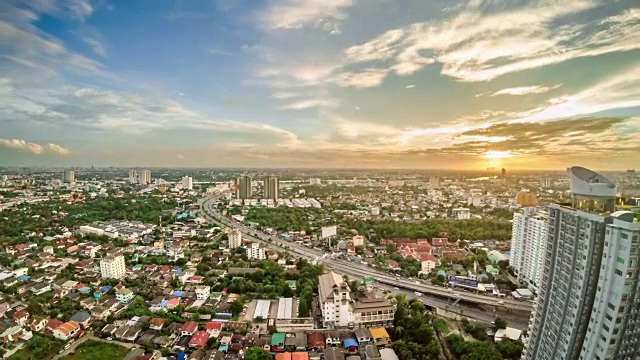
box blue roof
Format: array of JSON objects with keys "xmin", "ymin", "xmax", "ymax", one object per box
[
  {"xmin": 343, "ymin": 338, "xmax": 358, "ymax": 348},
  {"xmin": 218, "ymin": 344, "xmax": 228, "ymax": 352},
  {"xmin": 160, "ymin": 300, "xmax": 169, "ymax": 307},
  {"xmin": 177, "ymin": 353, "xmax": 186, "ymax": 360},
  {"xmin": 174, "ymin": 268, "xmax": 183, "ymax": 275},
  {"xmin": 478, "ymin": 274, "xmax": 489, "ymax": 279},
  {"xmin": 101, "ymin": 286, "xmax": 112, "ymax": 292},
  {"xmin": 437, "ymin": 270, "xmax": 447, "ymax": 276},
  {"xmin": 172, "ymin": 291, "xmax": 184, "ymax": 297},
  {"xmin": 17, "ymin": 275, "xmax": 30, "ymax": 281}
]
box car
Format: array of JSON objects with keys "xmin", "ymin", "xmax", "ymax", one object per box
[
  {"xmin": 497, "ymin": 300, "xmax": 504, "ymax": 305},
  {"xmin": 393, "ymin": 287, "xmax": 399, "ymax": 290},
  {"xmin": 447, "ymin": 288, "xmax": 453, "ymax": 292},
  {"xmin": 415, "ymin": 292, "xmax": 423, "ymax": 297}
]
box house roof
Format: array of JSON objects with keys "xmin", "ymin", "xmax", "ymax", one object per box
[
  {"xmin": 189, "ymin": 331, "xmax": 210, "ymax": 347},
  {"xmin": 181, "ymin": 321, "xmax": 198, "ymax": 333},
  {"xmin": 369, "ymin": 328, "xmax": 390, "ymax": 339},
  {"xmin": 318, "ymin": 271, "xmax": 347, "ymax": 302},
  {"xmin": 271, "ymin": 332, "xmax": 285, "ymax": 346},
  {"xmin": 307, "ymin": 332, "xmax": 324, "ymax": 346},
  {"xmin": 46, "ymin": 319, "xmax": 63, "ymax": 330},
  {"xmin": 204, "ymin": 322, "xmax": 222, "ymax": 331},
  {"xmin": 149, "ymin": 318, "xmax": 164, "ymax": 327},
  {"xmin": 291, "ymin": 353, "xmax": 309, "ymax": 360},
  {"xmin": 56, "ymin": 321, "xmax": 80, "ymax": 335},
  {"xmin": 420, "ymin": 254, "xmax": 437, "ymax": 262},
  {"xmin": 70, "ymin": 312, "xmax": 91, "ymax": 323}
]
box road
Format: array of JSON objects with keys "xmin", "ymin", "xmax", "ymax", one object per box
[{"xmin": 199, "ymin": 196, "xmax": 532, "ymax": 328}]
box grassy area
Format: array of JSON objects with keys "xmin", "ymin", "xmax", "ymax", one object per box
[{"xmin": 60, "ymin": 340, "xmax": 129, "ymax": 360}]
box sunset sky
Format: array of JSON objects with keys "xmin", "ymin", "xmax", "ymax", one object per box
[{"xmin": 0, "ymin": 0, "xmax": 639, "ymax": 169}]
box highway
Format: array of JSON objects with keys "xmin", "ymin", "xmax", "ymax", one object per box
[{"xmin": 198, "ymin": 196, "xmax": 532, "ymax": 328}]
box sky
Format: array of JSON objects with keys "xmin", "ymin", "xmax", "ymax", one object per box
[{"xmin": 0, "ymin": 0, "xmax": 639, "ymax": 170}]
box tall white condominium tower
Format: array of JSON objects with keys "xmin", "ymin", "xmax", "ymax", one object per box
[
  {"xmin": 181, "ymin": 176, "xmax": 193, "ymax": 190},
  {"xmin": 128, "ymin": 170, "xmax": 138, "ymax": 183},
  {"xmin": 523, "ymin": 167, "xmax": 640, "ymax": 360},
  {"xmin": 228, "ymin": 229, "xmax": 242, "ymax": 249},
  {"xmin": 510, "ymin": 207, "xmax": 548, "ymax": 291},
  {"xmin": 100, "ymin": 255, "xmax": 126, "ymax": 279},
  {"xmin": 62, "ymin": 170, "xmax": 76, "ymax": 183},
  {"xmin": 235, "ymin": 176, "xmax": 252, "ymax": 200},
  {"xmin": 139, "ymin": 170, "xmax": 151, "ymax": 185},
  {"xmin": 263, "ymin": 176, "xmax": 279, "ymax": 200}
]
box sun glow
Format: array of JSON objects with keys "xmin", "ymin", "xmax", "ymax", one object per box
[{"xmin": 483, "ymin": 150, "xmax": 515, "ymax": 160}]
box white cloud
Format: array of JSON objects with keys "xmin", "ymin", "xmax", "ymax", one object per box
[
  {"xmin": 337, "ymin": 1, "xmax": 640, "ymax": 83},
  {"xmin": 26, "ymin": 0, "xmax": 94, "ymax": 21},
  {"xmin": 0, "ymin": 138, "xmax": 70, "ymax": 155},
  {"xmin": 280, "ymin": 98, "xmax": 338, "ymax": 110},
  {"xmin": 82, "ymin": 37, "xmax": 107, "ymax": 57},
  {"xmin": 490, "ymin": 84, "xmax": 561, "ymax": 97},
  {"xmin": 271, "ymin": 92, "xmax": 298, "ymax": 99},
  {"xmin": 261, "ymin": 0, "xmax": 353, "ymax": 31},
  {"xmin": 405, "ymin": 84, "xmax": 415, "ymax": 89}
]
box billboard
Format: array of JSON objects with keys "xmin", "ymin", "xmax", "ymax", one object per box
[
  {"xmin": 448, "ymin": 276, "xmax": 479, "ymax": 288},
  {"xmin": 321, "ymin": 225, "xmax": 337, "ymax": 239}
]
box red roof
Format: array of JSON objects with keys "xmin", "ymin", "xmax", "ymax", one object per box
[
  {"xmin": 188, "ymin": 275, "xmax": 203, "ymax": 281},
  {"xmin": 431, "ymin": 238, "xmax": 449, "ymax": 246},
  {"xmin": 204, "ymin": 322, "xmax": 223, "ymax": 331},
  {"xmin": 388, "ymin": 261, "xmax": 401, "ymax": 270},
  {"xmin": 181, "ymin": 321, "xmax": 198, "ymax": 333},
  {"xmin": 74, "ymin": 283, "xmax": 86, "ymax": 290},
  {"xmin": 420, "ymin": 254, "xmax": 437, "ymax": 262},
  {"xmin": 159, "ymin": 266, "xmax": 170, "ymax": 273},
  {"xmin": 188, "ymin": 331, "xmax": 209, "ymax": 347},
  {"xmin": 442, "ymin": 252, "xmax": 465, "ymax": 260},
  {"xmin": 46, "ymin": 319, "xmax": 64, "ymax": 331}
]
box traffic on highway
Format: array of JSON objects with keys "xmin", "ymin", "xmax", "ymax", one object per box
[{"xmin": 198, "ymin": 196, "xmax": 533, "ymax": 325}]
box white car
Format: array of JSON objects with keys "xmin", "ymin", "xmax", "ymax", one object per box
[
  {"xmin": 415, "ymin": 292, "xmax": 423, "ymax": 297},
  {"xmin": 497, "ymin": 300, "xmax": 504, "ymax": 305}
]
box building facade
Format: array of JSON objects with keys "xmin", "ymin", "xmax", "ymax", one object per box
[
  {"xmin": 319, "ymin": 271, "xmax": 354, "ymax": 328},
  {"xmin": 263, "ymin": 176, "xmax": 279, "ymax": 200},
  {"xmin": 99, "ymin": 255, "xmax": 126, "ymax": 279},
  {"xmin": 516, "ymin": 192, "xmax": 538, "ymax": 207},
  {"xmin": 62, "ymin": 170, "xmax": 75, "ymax": 183},
  {"xmin": 451, "ymin": 208, "xmax": 471, "ymax": 220},
  {"xmin": 235, "ymin": 176, "xmax": 252, "ymax": 200},
  {"xmin": 247, "ymin": 243, "xmax": 266, "ymax": 260},
  {"xmin": 181, "ymin": 176, "xmax": 193, "ymax": 190},
  {"xmin": 510, "ymin": 208, "xmax": 548, "ymax": 291},
  {"xmin": 523, "ymin": 167, "xmax": 640, "ymax": 360},
  {"xmin": 228, "ymin": 229, "xmax": 242, "ymax": 249}
]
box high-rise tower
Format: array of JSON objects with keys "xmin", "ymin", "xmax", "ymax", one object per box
[
  {"xmin": 523, "ymin": 167, "xmax": 640, "ymax": 360},
  {"xmin": 263, "ymin": 176, "xmax": 279, "ymax": 200},
  {"xmin": 235, "ymin": 176, "xmax": 252, "ymax": 200}
]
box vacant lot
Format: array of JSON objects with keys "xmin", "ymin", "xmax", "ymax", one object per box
[{"xmin": 60, "ymin": 341, "xmax": 129, "ymax": 360}]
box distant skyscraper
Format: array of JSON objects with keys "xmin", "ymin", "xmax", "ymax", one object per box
[
  {"xmin": 62, "ymin": 170, "xmax": 75, "ymax": 183},
  {"xmin": 181, "ymin": 176, "xmax": 193, "ymax": 190},
  {"xmin": 516, "ymin": 191, "xmax": 538, "ymax": 206},
  {"xmin": 235, "ymin": 176, "xmax": 252, "ymax": 200},
  {"xmin": 139, "ymin": 170, "xmax": 151, "ymax": 185},
  {"xmin": 523, "ymin": 167, "xmax": 640, "ymax": 360},
  {"xmin": 263, "ymin": 176, "xmax": 279, "ymax": 200},
  {"xmin": 128, "ymin": 170, "xmax": 138, "ymax": 183},
  {"xmin": 510, "ymin": 208, "xmax": 547, "ymax": 291},
  {"xmin": 309, "ymin": 178, "xmax": 322, "ymax": 186},
  {"xmin": 542, "ymin": 178, "xmax": 552, "ymax": 188}
]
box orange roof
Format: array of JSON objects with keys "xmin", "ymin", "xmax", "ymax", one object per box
[
  {"xmin": 56, "ymin": 321, "xmax": 80, "ymax": 335},
  {"xmin": 275, "ymin": 353, "xmax": 292, "ymax": 360},
  {"xmin": 292, "ymin": 353, "xmax": 309, "ymax": 360}
]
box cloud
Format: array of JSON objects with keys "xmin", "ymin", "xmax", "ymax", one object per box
[
  {"xmin": 339, "ymin": 1, "xmax": 640, "ymax": 83},
  {"xmin": 81, "ymin": 37, "xmax": 107, "ymax": 57},
  {"xmin": 490, "ymin": 84, "xmax": 561, "ymax": 97},
  {"xmin": 405, "ymin": 85, "xmax": 416, "ymax": 89},
  {"xmin": 0, "ymin": 139, "xmax": 70, "ymax": 155},
  {"xmin": 280, "ymin": 98, "xmax": 338, "ymax": 110},
  {"xmin": 25, "ymin": 0, "xmax": 94, "ymax": 21},
  {"xmin": 261, "ymin": 0, "xmax": 353, "ymax": 31}
]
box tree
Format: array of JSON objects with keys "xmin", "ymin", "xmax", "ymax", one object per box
[
  {"xmin": 230, "ymin": 300, "xmax": 244, "ymax": 316},
  {"xmin": 494, "ymin": 316, "xmax": 508, "ymax": 330},
  {"xmin": 496, "ymin": 340, "xmax": 524, "ymax": 359},
  {"xmin": 244, "ymin": 347, "xmax": 273, "ymax": 360}
]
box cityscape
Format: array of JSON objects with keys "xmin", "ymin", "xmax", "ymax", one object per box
[
  {"xmin": 0, "ymin": 167, "xmax": 638, "ymax": 360},
  {"xmin": 1, "ymin": 0, "xmax": 640, "ymax": 360}
]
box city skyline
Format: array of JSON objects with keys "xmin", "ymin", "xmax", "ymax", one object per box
[{"xmin": 1, "ymin": 0, "xmax": 639, "ymax": 170}]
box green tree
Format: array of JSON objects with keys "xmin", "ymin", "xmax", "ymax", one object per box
[
  {"xmin": 230, "ymin": 300, "xmax": 244, "ymax": 316},
  {"xmin": 494, "ymin": 316, "xmax": 508, "ymax": 330}
]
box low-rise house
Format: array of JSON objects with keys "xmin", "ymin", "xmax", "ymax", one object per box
[
  {"xmin": 116, "ymin": 288, "xmax": 135, "ymax": 304},
  {"xmin": 181, "ymin": 321, "xmax": 198, "ymax": 336},
  {"xmin": 91, "ymin": 306, "xmax": 110, "ymax": 320},
  {"xmin": 13, "ymin": 309, "xmax": 29, "ymax": 326},
  {"xmin": 53, "ymin": 321, "xmax": 81, "ymax": 341},
  {"xmin": 29, "ymin": 316, "xmax": 48, "ymax": 332},
  {"xmin": 307, "ymin": 332, "xmax": 325, "ymax": 350},
  {"xmin": 0, "ymin": 326, "xmax": 23, "ymax": 342},
  {"xmin": 272, "ymin": 332, "xmax": 286, "ymax": 352},
  {"xmin": 189, "ymin": 331, "xmax": 210, "ymax": 348},
  {"xmin": 369, "ymin": 328, "xmax": 390, "ymax": 346},
  {"xmin": 123, "ymin": 325, "xmax": 142, "ymax": 342},
  {"xmin": 70, "ymin": 312, "xmax": 92, "ymax": 329},
  {"xmin": 44, "ymin": 319, "xmax": 64, "ymax": 337},
  {"xmin": 354, "ymin": 328, "xmax": 372, "ymax": 345},
  {"xmin": 149, "ymin": 318, "xmax": 164, "ymax": 330},
  {"xmin": 325, "ymin": 332, "xmax": 341, "ymax": 347},
  {"xmin": 204, "ymin": 321, "xmax": 222, "ymax": 338}
]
